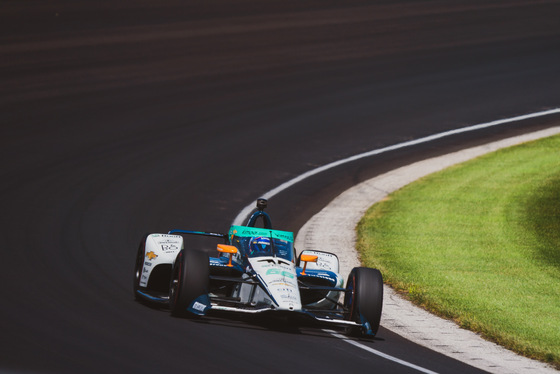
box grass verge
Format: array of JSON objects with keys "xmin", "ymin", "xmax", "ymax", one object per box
[{"xmin": 357, "ymin": 134, "xmax": 560, "ymax": 368}]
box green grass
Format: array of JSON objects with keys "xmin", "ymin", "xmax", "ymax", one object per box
[{"xmin": 357, "ymin": 134, "xmax": 560, "ymax": 368}]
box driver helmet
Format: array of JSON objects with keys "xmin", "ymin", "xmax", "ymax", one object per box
[{"xmin": 250, "ymin": 237, "xmax": 271, "ymax": 255}]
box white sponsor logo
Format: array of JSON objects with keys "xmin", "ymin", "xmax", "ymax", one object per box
[{"xmin": 192, "ymin": 302, "xmax": 206, "ymax": 312}]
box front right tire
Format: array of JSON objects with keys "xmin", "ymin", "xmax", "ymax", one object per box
[{"xmin": 344, "ymin": 267, "xmax": 383, "ymax": 337}]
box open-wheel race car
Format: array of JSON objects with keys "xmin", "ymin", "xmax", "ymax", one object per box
[{"xmin": 133, "ymin": 199, "xmax": 384, "ymax": 337}]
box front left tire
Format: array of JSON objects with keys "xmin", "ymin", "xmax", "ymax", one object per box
[{"xmin": 169, "ymin": 249, "xmax": 209, "ymax": 317}]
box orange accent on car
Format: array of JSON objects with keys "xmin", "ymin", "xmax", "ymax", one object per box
[
  {"xmin": 300, "ymin": 254, "xmax": 318, "ymax": 275},
  {"xmin": 217, "ymin": 244, "xmax": 238, "ymax": 267}
]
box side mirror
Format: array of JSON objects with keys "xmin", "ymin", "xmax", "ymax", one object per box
[
  {"xmin": 217, "ymin": 244, "xmax": 238, "ymax": 267},
  {"xmin": 300, "ymin": 254, "xmax": 318, "ymax": 275}
]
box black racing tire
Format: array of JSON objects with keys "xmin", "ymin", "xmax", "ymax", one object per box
[
  {"xmin": 344, "ymin": 267, "xmax": 383, "ymax": 337},
  {"xmin": 169, "ymin": 249, "xmax": 209, "ymax": 317},
  {"xmin": 133, "ymin": 233, "xmax": 150, "ymax": 301}
]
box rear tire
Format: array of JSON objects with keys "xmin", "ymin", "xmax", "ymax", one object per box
[
  {"xmin": 344, "ymin": 267, "xmax": 383, "ymax": 336},
  {"xmin": 169, "ymin": 249, "xmax": 209, "ymax": 317}
]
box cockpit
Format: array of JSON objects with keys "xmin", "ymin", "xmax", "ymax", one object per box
[{"xmin": 228, "ymin": 225, "xmax": 295, "ymax": 262}]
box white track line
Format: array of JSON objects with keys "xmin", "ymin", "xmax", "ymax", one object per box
[
  {"xmin": 325, "ymin": 330, "xmax": 440, "ymax": 374},
  {"xmin": 297, "ymin": 125, "xmax": 560, "ymax": 374},
  {"xmin": 233, "ymin": 108, "xmax": 560, "ymax": 226}
]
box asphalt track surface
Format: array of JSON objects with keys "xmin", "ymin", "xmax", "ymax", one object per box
[{"xmin": 1, "ymin": 1, "xmax": 560, "ymax": 373}]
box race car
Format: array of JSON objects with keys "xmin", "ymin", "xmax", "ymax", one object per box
[{"xmin": 133, "ymin": 199, "xmax": 383, "ymax": 337}]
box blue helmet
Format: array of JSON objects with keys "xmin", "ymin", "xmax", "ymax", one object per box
[{"xmin": 250, "ymin": 237, "xmax": 271, "ymax": 255}]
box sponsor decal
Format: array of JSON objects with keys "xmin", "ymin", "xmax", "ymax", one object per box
[
  {"xmin": 268, "ymin": 277, "xmax": 284, "ymax": 283},
  {"xmin": 210, "ymin": 258, "xmax": 227, "ymax": 267},
  {"xmin": 280, "ymin": 294, "xmax": 298, "ymax": 301},
  {"xmin": 307, "ymin": 273, "xmax": 336, "ymax": 283},
  {"xmin": 161, "ymin": 244, "xmax": 179, "ymax": 252},
  {"xmin": 265, "ymin": 269, "xmax": 295, "ymax": 279},
  {"xmin": 192, "ymin": 302, "xmax": 206, "ymax": 312},
  {"xmin": 229, "ymin": 225, "xmax": 294, "ymax": 242},
  {"xmin": 145, "ymin": 262, "xmax": 152, "ymax": 266},
  {"xmin": 146, "ymin": 251, "xmax": 158, "ymax": 260},
  {"xmin": 269, "ymin": 282, "xmax": 291, "ymax": 286},
  {"xmin": 275, "ymin": 287, "xmax": 294, "ymax": 293},
  {"xmin": 301, "ymin": 251, "xmax": 339, "ymax": 271}
]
